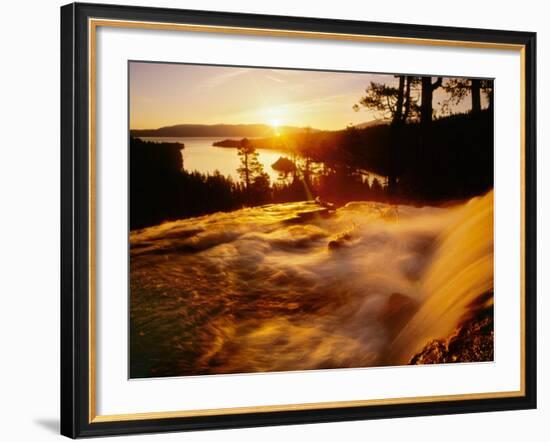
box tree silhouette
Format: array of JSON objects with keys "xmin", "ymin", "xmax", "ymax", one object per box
[
  {"xmin": 353, "ymin": 75, "xmax": 418, "ymax": 195},
  {"xmin": 249, "ymin": 172, "xmax": 271, "ymax": 204},
  {"xmin": 353, "ymin": 75, "xmax": 417, "ymax": 126},
  {"xmin": 481, "ymin": 79, "xmax": 494, "ymax": 111},
  {"xmin": 295, "ymin": 127, "xmax": 321, "ymax": 187},
  {"xmin": 471, "ymin": 79, "xmax": 481, "ymax": 113},
  {"xmin": 237, "ymin": 138, "xmax": 262, "ymax": 190},
  {"xmin": 271, "ymin": 156, "xmax": 296, "ymax": 179},
  {"xmin": 443, "ymin": 78, "xmax": 493, "ymax": 114},
  {"xmin": 237, "ymin": 138, "xmax": 270, "ymax": 203},
  {"xmin": 420, "ymin": 76, "xmax": 443, "ymax": 128}
]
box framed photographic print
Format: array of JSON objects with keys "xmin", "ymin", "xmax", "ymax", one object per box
[{"xmin": 60, "ymin": 2, "xmax": 537, "ymax": 438}]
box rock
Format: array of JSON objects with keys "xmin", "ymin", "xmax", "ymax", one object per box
[{"xmin": 409, "ymin": 312, "xmax": 494, "ymax": 364}]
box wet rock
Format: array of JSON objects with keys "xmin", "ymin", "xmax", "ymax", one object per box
[{"xmin": 409, "ymin": 313, "xmax": 493, "ymax": 364}]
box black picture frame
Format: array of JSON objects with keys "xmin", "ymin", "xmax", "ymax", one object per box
[{"xmin": 61, "ymin": 2, "xmax": 537, "ymax": 438}]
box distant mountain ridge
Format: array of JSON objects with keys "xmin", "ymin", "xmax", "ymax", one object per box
[
  {"xmin": 353, "ymin": 119, "xmax": 389, "ymax": 129},
  {"xmin": 131, "ymin": 123, "xmax": 315, "ymax": 138}
]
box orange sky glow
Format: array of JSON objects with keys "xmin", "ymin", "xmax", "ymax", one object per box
[{"xmin": 129, "ymin": 62, "xmax": 479, "ymax": 131}]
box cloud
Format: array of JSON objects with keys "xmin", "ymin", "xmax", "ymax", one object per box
[
  {"xmin": 264, "ymin": 74, "xmax": 286, "ymax": 84},
  {"xmin": 205, "ymin": 68, "xmax": 251, "ymax": 89}
]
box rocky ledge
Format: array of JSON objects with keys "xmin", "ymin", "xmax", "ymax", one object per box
[{"xmin": 409, "ymin": 312, "xmax": 494, "ymax": 365}]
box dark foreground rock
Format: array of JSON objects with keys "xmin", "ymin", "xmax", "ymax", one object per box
[{"xmin": 409, "ymin": 313, "xmax": 494, "ymax": 365}]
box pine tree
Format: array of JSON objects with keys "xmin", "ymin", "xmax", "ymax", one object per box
[{"xmin": 237, "ymin": 138, "xmax": 265, "ymax": 190}]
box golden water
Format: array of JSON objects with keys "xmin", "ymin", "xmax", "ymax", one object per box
[{"xmin": 130, "ymin": 191, "xmax": 493, "ymax": 377}]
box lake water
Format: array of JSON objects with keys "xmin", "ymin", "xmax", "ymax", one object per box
[
  {"xmin": 138, "ymin": 136, "xmax": 387, "ymax": 187},
  {"xmin": 138, "ymin": 136, "xmax": 287, "ymax": 183}
]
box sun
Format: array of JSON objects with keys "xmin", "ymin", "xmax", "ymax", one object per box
[
  {"xmin": 269, "ymin": 118, "xmax": 281, "ymax": 129},
  {"xmin": 268, "ymin": 118, "xmax": 282, "ymax": 136}
]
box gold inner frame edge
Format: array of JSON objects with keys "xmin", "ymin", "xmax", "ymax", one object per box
[{"xmin": 87, "ymin": 18, "xmax": 527, "ymax": 424}]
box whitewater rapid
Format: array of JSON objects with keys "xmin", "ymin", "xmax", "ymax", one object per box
[{"xmin": 130, "ymin": 191, "xmax": 493, "ymax": 377}]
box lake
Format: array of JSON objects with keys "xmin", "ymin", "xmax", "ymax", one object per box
[
  {"xmin": 138, "ymin": 136, "xmax": 387, "ymax": 187},
  {"xmin": 138, "ymin": 136, "xmax": 287, "ymax": 183}
]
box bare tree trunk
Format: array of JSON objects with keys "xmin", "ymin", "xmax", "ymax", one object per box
[
  {"xmin": 244, "ymin": 152, "xmax": 250, "ymax": 190},
  {"xmin": 421, "ymin": 76, "xmax": 442, "ymax": 127},
  {"xmin": 471, "ymin": 79, "xmax": 481, "ymax": 113},
  {"xmin": 402, "ymin": 76, "xmax": 412, "ymax": 122},
  {"xmin": 421, "ymin": 77, "xmax": 433, "ymax": 127},
  {"xmin": 418, "ymin": 77, "xmax": 442, "ymax": 188},
  {"xmin": 393, "ymin": 76, "xmax": 405, "ymax": 127},
  {"xmin": 388, "ymin": 76, "xmax": 406, "ymax": 197}
]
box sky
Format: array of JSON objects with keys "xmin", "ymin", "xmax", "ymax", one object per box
[{"xmin": 129, "ymin": 62, "xmax": 479, "ymax": 131}]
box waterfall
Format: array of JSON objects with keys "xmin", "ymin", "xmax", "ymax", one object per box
[{"xmin": 389, "ymin": 191, "xmax": 494, "ymax": 364}]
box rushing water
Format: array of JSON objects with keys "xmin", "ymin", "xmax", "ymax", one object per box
[
  {"xmin": 129, "ymin": 191, "xmax": 493, "ymax": 378},
  {"xmin": 138, "ymin": 136, "xmax": 287, "ymax": 183}
]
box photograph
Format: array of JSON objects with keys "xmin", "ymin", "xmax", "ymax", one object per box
[
  {"xmin": 55, "ymin": 2, "xmax": 538, "ymax": 437},
  {"xmin": 128, "ymin": 62, "xmax": 495, "ymax": 378}
]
